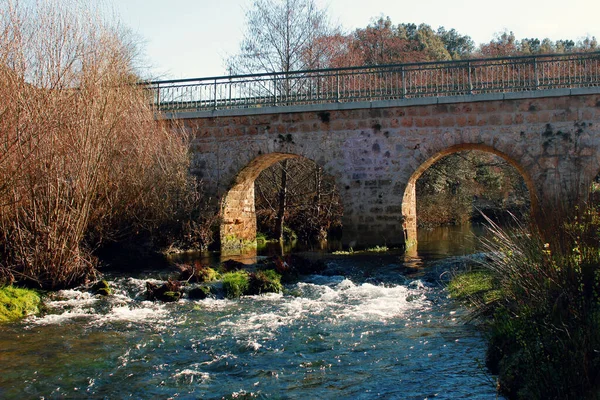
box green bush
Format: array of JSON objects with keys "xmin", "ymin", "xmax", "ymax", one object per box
[
  {"xmin": 0, "ymin": 286, "xmax": 41, "ymax": 322},
  {"xmin": 222, "ymin": 271, "xmax": 250, "ymax": 299}
]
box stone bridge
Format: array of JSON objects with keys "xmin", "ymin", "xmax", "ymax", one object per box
[{"xmin": 152, "ymin": 53, "xmax": 600, "ymax": 251}]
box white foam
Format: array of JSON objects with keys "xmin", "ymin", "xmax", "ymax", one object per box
[
  {"xmin": 93, "ymin": 304, "xmax": 169, "ymax": 324},
  {"xmin": 172, "ymin": 367, "xmax": 210, "ymax": 384}
]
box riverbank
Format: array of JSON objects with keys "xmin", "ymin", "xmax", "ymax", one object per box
[{"xmin": 448, "ymin": 212, "xmax": 600, "ymax": 399}]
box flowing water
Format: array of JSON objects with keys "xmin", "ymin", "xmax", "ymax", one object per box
[{"xmin": 0, "ymin": 224, "xmax": 502, "ymax": 399}]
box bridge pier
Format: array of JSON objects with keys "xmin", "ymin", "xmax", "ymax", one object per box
[{"xmin": 220, "ymin": 180, "xmax": 257, "ymax": 252}]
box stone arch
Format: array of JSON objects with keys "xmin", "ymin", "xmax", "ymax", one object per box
[
  {"xmin": 401, "ymin": 143, "xmax": 538, "ymax": 247},
  {"xmin": 220, "ymin": 152, "xmax": 332, "ymax": 252}
]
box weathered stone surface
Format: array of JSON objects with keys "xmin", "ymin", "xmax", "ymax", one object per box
[{"xmin": 167, "ymin": 91, "xmax": 600, "ymax": 250}]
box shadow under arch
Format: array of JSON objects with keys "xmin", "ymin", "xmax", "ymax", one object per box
[
  {"xmin": 220, "ymin": 152, "xmax": 329, "ymax": 253},
  {"xmin": 401, "ymin": 143, "xmax": 538, "ymax": 248}
]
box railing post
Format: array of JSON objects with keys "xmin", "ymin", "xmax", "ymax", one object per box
[
  {"xmin": 213, "ymin": 79, "xmax": 218, "ymax": 110},
  {"xmin": 401, "ymin": 67, "xmax": 406, "ymax": 98},
  {"xmin": 155, "ymin": 83, "xmax": 161, "ymax": 111},
  {"xmin": 468, "ymin": 61, "xmax": 473, "ymax": 95},
  {"xmin": 534, "ymin": 57, "xmax": 539, "ymax": 90},
  {"xmin": 336, "ymin": 71, "xmax": 340, "ymax": 102},
  {"xmin": 228, "ymin": 78, "xmax": 232, "ymax": 107},
  {"xmin": 274, "ymin": 76, "xmax": 278, "ymax": 106}
]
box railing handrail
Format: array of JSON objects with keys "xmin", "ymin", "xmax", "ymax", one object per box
[
  {"xmin": 146, "ymin": 51, "xmax": 600, "ymax": 86},
  {"xmin": 146, "ymin": 51, "xmax": 600, "ymax": 113}
]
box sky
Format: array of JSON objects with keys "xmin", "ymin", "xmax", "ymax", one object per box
[{"xmin": 111, "ymin": 0, "xmax": 600, "ymax": 80}]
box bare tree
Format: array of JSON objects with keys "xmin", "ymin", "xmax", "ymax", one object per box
[
  {"xmin": 255, "ymin": 158, "xmax": 342, "ymax": 243},
  {"xmin": 227, "ymin": 0, "xmax": 338, "ymax": 75}
]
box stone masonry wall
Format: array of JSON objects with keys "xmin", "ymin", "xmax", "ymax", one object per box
[{"xmin": 168, "ymin": 90, "xmax": 600, "ymax": 249}]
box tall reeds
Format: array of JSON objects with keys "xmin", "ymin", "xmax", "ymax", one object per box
[
  {"xmin": 0, "ymin": 1, "xmax": 195, "ymax": 289},
  {"xmin": 473, "ymin": 204, "xmax": 600, "ymax": 398}
]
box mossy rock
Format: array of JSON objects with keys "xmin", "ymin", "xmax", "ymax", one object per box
[
  {"xmin": 161, "ymin": 291, "xmax": 181, "ymax": 302},
  {"xmin": 0, "ymin": 286, "xmax": 41, "ymax": 322},
  {"xmin": 249, "ymin": 269, "xmax": 282, "ymax": 295},
  {"xmin": 188, "ymin": 285, "xmax": 213, "ymax": 300},
  {"xmin": 222, "ymin": 271, "xmax": 250, "ymax": 299},
  {"xmin": 91, "ymin": 280, "xmax": 111, "ymax": 296},
  {"xmin": 178, "ymin": 264, "xmax": 219, "ymax": 283},
  {"xmin": 146, "ymin": 281, "xmax": 183, "ymax": 302}
]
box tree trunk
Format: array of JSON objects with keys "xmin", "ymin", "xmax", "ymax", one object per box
[{"xmin": 274, "ymin": 160, "xmax": 288, "ymax": 242}]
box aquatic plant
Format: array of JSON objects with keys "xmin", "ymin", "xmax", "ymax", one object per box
[
  {"xmin": 365, "ymin": 245, "xmax": 389, "ymax": 253},
  {"xmin": 0, "ymin": 286, "xmax": 41, "ymax": 322},
  {"xmin": 447, "ymin": 270, "xmax": 501, "ymax": 305}
]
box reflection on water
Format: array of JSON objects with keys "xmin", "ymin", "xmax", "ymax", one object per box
[
  {"xmin": 169, "ymin": 223, "xmax": 491, "ymax": 268},
  {"xmin": 416, "ymin": 222, "xmax": 489, "ymax": 260}
]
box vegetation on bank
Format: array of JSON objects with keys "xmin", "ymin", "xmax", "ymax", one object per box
[
  {"xmin": 0, "ymin": 286, "xmax": 41, "ymax": 322},
  {"xmin": 0, "ymin": 1, "xmax": 216, "ymax": 290},
  {"xmin": 449, "ymin": 208, "xmax": 600, "ymax": 399}
]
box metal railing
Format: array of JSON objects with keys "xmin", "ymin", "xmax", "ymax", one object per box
[{"xmin": 147, "ymin": 52, "xmax": 600, "ymax": 113}]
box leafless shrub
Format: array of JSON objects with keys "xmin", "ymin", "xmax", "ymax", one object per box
[{"xmin": 0, "ymin": 1, "xmax": 195, "ymax": 289}]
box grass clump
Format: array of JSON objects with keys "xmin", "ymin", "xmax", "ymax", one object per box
[
  {"xmin": 0, "ymin": 286, "xmax": 41, "ymax": 322},
  {"xmin": 447, "ymin": 270, "xmax": 502, "ymax": 306},
  {"xmin": 467, "ymin": 210, "xmax": 600, "ymax": 399},
  {"xmin": 222, "ymin": 271, "xmax": 250, "ymax": 299}
]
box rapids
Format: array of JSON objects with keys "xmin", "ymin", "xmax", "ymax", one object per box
[{"xmin": 0, "ymin": 225, "xmax": 502, "ymax": 399}]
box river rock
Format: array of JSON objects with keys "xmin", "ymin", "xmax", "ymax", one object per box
[
  {"xmin": 187, "ymin": 285, "xmax": 213, "ymax": 300},
  {"xmin": 146, "ymin": 280, "xmax": 183, "ymax": 302},
  {"xmin": 91, "ymin": 280, "xmax": 111, "ymax": 296}
]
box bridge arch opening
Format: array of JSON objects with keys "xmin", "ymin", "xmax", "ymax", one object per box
[
  {"xmin": 220, "ymin": 152, "xmax": 341, "ymax": 253},
  {"xmin": 401, "ymin": 144, "xmax": 537, "ymax": 248}
]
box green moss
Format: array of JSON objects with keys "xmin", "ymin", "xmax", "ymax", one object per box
[
  {"xmin": 0, "ymin": 286, "xmax": 41, "ymax": 322},
  {"xmin": 196, "ymin": 266, "xmax": 218, "ymax": 282},
  {"xmin": 222, "ymin": 271, "xmax": 250, "ymax": 299},
  {"xmin": 221, "ymin": 235, "xmax": 257, "ymax": 254},
  {"xmin": 249, "ymin": 269, "xmax": 283, "ymax": 295},
  {"xmin": 447, "ymin": 270, "xmax": 499, "ymax": 303}
]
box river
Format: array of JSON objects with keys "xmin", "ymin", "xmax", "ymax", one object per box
[{"xmin": 0, "ymin": 224, "xmax": 501, "ymax": 399}]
